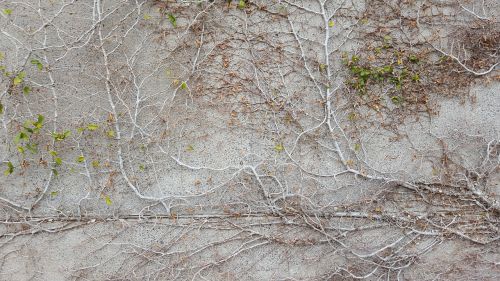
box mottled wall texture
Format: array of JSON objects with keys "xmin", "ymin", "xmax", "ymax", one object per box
[{"xmin": 0, "ymin": 0, "xmax": 499, "ymax": 280}]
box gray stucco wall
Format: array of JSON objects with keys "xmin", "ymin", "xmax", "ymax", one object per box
[{"xmin": 0, "ymin": 0, "xmax": 498, "ymax": 280}]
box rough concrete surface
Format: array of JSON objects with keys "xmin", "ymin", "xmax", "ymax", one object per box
[{"xmin": 0, "ymin": 0, "xmax": 499, "ymax": 280}]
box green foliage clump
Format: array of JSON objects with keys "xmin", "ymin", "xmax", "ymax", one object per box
[
  {"xmin": 14, "ymin": 114, "xmax": 45, "ymax": 154},
  {"xmin": 344, "ymin": 50, "xmax": 422, "ymax": 105}
]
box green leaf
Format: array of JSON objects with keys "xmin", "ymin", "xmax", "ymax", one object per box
[
  {"xmin": 2, "ymin": 9, "xmax": 12, "ymax": 15},
  {"xmin": 167, "ymin": 13, "xmax": 177, "ymax": 27},
  {"xmin": 91, "ymin": 160, "xmax": 100, "ymax": 168},
  {"xmin": 238, "ymin": 0, "xmax": 246, "ymax": 9},
  {"xmin": 143, "ymin": 14, "xmax": 151, "ymax": 20},
  {"xmin": 0, "ymin": 102, "xmax": 3, "ymax": 114},
  {"xmin": 30, "ymin": 59, "xmax": 43, "ymax": 70},
  {"xmin": 180, "ymin": 81, "xmax": 187, "ymax": 90},
  {"xmin": 17, "ymin": 145, "xmax": 25, "ymax": 154},
  {"xmin": 49, "ymin": 150, "xmax": 58, "ymax": 156},
  {"xmin": 4, "ymin": 161, "xmax": 14, "ymax": 175},
  {"xmin": 76, "ymin": 155, "xmax": 85, "ymax": 163},
  {"xmin": 50, "ymin": 191, "xmax": 58, "ymax": 197},
  {"xmin": 87, "ymin": 123, "xmax": 99, "ymax": 131},
  {"xmin": 391, "ymin": 96, "xmax": 402, "ymax": 104},
  {"xmin": 0, "ymin": 51, "xmax": 4, "ymax": 60},
  {"xmin": 52, "ymin": 168, "xmax": 58, "ymax": 177},
  {"xmin": 328, "ymin": 20, "xmax": 334, "ymax": 27},
  {"xmin": 409, "ymin": 54, "xmax": 419, "ymax": 63},
  {"xmin": 13, "ymin": 71, "xmax": 26, "ymax": 85},
  {"xmin": 139, "ymin": 164, "xmax": 145, "ymax": 171},
  {"xmin": 412, "ymin": 73, "xmax": 420, "ymax": 82},
  {"xmin": 26, "ymin": 143, "xmax": 37, "ymax": 154},
  {"xmin": 52, "ymin": 130, "xmax": 71, "ymax": 141},
  {"xmin": 54, "ymin": 157, "xmax": 62, "ymax": 166},
  {"xmin": 186, "ymin": 144, "xmax": 194, "ymax": 152},
  {"xmin": 23, "ymin": 86, "xmax": 31, "ymax": 94},
  {"xmin": 381, "ymin": 65, "xmax": 393, "ymax": 75},
  {"xmin": 34, "ymin": 114, "xmax": 44, "ymax": 129},
  {"xmin": 104, "ymin": 195, "xmax": 112, "ymax": 206},
  {"xmin": 106, "ymin": 130, "xmax": 115, "ymax": 138},
  {"xmin": 13, "ymin": 77, "xmax": 22, "ymax": 85},
  {"xmin": 274, "ymin": 143, "xmax": 284, "ymax": 152},
  {"xmin": 354, "ymin": 143, "xmax": 361, "ymax": 152},
  {"xmin": 23, "ymin": 127, "xmax": 33, "ymax": 135},
  {"xmin": 347, "ymin": 112, "xmax": 357, "ymax": 121},
  {"xmin": 14, "ymin": 132, "xmax": 28, "ymax": 144}
]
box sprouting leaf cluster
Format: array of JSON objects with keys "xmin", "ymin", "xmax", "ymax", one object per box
[
  {"xmin": 51, "ymin": 130, "xmax": 71, "ymax": 141},
  {"xmin": 14, "ymin": 114, "xmax": 45, "ymax": 155},
  {"xmin": 343, "ymin": 48, "xmax": 421, "ymax": 105},
  {"xmin": 167, "ymin": 13, "xmax": 177, "ymax": 27}
]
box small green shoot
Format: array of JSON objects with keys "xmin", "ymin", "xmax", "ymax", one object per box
[
  {"xmin": 25, "ymin": 143, "xmax": 37, "ymax": 154},
  {"xmin": 238, "ymin": 0, "xmax": 246, "ymax": 9},
  {"xmin": 4, "ymin": 161, "xmax": 14, "ymax": 175},
  {"xmin": 76, "ymin": 155, "xmax": 85, "ymax": 163},
  {"xmin": 274, "ymin": 143, "xmax": 284, "ymax": 152},
  {"xmin": 347, "ymin": 112, "xmax": 357, "ymax": 121},
  {"xmin": 391, "ymin": 96, "xmax": 402, "ymax": 104},
  {"xmin": 104, "ymin": 195, "xmax": 112, "ymax": 206},
  {"xmin": 23, "ymin": 86, "xmax": 31, "ymax": 94},
  {"xmin": 14, "ymin": 132, "xmax": 29, "ymax": 144},
  {"xmin": 412, "ymin": 73, "xmax": 420, "ymax": 82},
  {"xmin": 30, "ymin": 59, "xmax": 43, "ymax": 70},
  {"xmin": 13, "ymin": 71, "xmax": 26, "ymax": 85},
  {"xmin": 167, "ymin": 13, "xmax": 177, "ymax": 27},
  {"xmin": 354, "ymin": 143, "xmax": 361, "ymax": 152},
  {"xmin": 87, "ymin": 124, "xmax": 99, "ymax": 131},
  {"xmin": 34, "ymin": 114, "xmax": 44, "ymax": 130},
  {"xmin": 409, "ymin": 54, "xmax": 419, "ymax": 63},
  {"xmin": 51, "ymin": 130, "xmax": 71, "ymax": 141}
]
